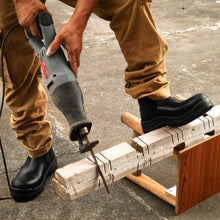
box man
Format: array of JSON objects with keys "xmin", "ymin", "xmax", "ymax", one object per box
[{"xmin": 0, "ymin": 0, "xmax": 213, "ymax": 202}]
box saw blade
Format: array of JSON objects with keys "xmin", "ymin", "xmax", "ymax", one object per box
[{"xmin": 90, "ymin": 148, "xmax": 110, "ymax": 194}]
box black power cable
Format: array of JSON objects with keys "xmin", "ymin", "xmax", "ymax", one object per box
[{"xmin": 0, "ymin": 22, "xmax": 20, "ymax": 200}]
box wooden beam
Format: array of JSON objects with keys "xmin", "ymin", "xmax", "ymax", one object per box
[
  {"xmin": 52, "ymin": 105, "xmax": 220, "ymax": 200},
  {"xmin": 52, "ymin": 142, "xmax": 146, "ymax": 200}
]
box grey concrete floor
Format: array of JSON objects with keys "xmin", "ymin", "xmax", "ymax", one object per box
[{"xmin": 0, "ymin": 0, "xmax": 220, "ymax": 219}]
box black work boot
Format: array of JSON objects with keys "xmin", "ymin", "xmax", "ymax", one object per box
[
  {"xmin": 10, "ymin": 147, "xmax": 57, "ymax": 202},
  {"xmin": 138, "ymin": 93, "xmax": 214, "ymax": 133}
]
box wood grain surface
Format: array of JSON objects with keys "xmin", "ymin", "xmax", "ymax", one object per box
[{"xmin": 176, "ymin": 134, "xmax": 220, "ymax": 214}]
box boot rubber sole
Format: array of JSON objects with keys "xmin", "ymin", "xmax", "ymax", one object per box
[{"xmin": 142, "ymin": 96, "xmax": 214, "ymax": 133}]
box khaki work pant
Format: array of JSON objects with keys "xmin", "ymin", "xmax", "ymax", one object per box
[{"xmin": 0, "ymin": 0, "xmax": 170, "ymax": 158}]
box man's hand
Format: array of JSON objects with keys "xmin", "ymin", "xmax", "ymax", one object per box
[
  {"xmin": 46, "ymin": 0, "xmax": 99, "ymax": 76},
  {"xmin": 46, "ymin": 21, "xmax": 82, "ymax": 77},
  {"xmin": 13, "ymin": 0, "xmax": 50, "ymax": 39}
]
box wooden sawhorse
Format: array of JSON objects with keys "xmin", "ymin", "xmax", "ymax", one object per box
[
  {"xmin": 52, "ymin": 105, "xmax": 220, "ymax": 213},
  {"xmin": 121, "ymin": 112, "xmax": 220, "ymax": 215}
]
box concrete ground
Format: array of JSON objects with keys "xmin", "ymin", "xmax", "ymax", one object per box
[{"xmin": 0, "ymin": 0, "xmax": 220, "ymax": 219}]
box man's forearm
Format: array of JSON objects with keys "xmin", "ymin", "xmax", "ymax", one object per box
[{"xmin": 69, "ymin": 0, "xmax": 99, "ymax": 32}]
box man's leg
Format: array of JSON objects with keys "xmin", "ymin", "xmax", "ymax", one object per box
[
  {"xmin": 59, "ymin": 0, "xmax": 169, "ymax": 99},
  {"xmin": 61, "ymin": 0, "xmax": 213, "ymax": 132},
  {"xmin": 102, "ymin": 0, "xmax": 170, "ymax": 100},
  {"xmin": 0, "ymin": 0, "xmax": 57, "ymax": 201},
  {"xmin": 99, "ymin": 0, "xmax": 214, "ymax": 132}
]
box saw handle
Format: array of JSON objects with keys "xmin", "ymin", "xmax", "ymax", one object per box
[
  {"xmin": 24, "ymin": 11, "xmax": 55, "ymax": 53},
  {"xmin": 37, "ymin": 10, "xmax": 56, "ymax": 48}
]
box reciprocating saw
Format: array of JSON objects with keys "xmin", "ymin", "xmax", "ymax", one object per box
[{"xmin": 25, "ymin": 11, "xmax": 98, "ymax": 153}]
